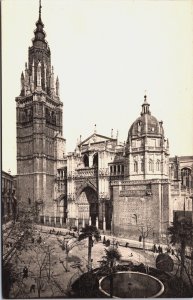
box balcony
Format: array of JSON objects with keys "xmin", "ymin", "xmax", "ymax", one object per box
[{"xmin": 74, "ymin": 167, "xmax": 97, "ymax": 178}]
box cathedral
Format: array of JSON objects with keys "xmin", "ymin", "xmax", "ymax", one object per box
[{"xmin": 16, "ymin": 3, "xmax": 193, "ymax": 242}]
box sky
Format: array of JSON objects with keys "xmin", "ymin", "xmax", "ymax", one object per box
[{"xmin": 2, "ymin": 0, "xmax": 193, "ymax": 175}]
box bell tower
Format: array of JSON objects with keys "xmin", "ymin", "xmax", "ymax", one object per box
[{"xmin": 16, "ymin": 1, "xmax": 66, "ymax": 218}]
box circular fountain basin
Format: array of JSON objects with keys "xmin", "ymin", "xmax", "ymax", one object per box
[{"xmin": 99, "ymin": 271, "xmax": 164, "ymax": 298}]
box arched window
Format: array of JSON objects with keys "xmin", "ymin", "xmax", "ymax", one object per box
[
  {"xmin": 156, "ymin": 160, "xmax": 160, "ymax": 171},
  {"xmin": 83, "ymin": 154, "xmax": 89, "ymax": 167},
  {"xmin": 131, "ymin": 214, "xmax": 137, "ymax": 225},
  {"xmin": 93, "ymin": 153, "xmax": 98, "ymax": 168},
  {"xmin": 134, "ymin": 161, "xmax": 138, "ymax": 173},
  {"xmin": 149, "ymin": 159, "xmax": 153, "ymax": 172},
  {"xmin": 181, "ymin": 168, "xmax": 192, "ymax": 188},
  {"xmin": 141, "ymin": 159, "xmax": 144, "ymax": 172}
]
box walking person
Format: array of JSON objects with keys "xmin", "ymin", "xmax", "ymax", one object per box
[{"xmin": 23, "ymin": 266, "xmax": 28, "ymax": 279}]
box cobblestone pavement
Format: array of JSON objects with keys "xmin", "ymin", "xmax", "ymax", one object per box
[{"xmin": 9, "ymin": 225, "xmax": 189, "ymax": 298}]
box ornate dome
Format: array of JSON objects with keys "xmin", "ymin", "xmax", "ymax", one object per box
[{"xmin": 127, "ymin": 95, "xmax": 164, "ymax": 140}]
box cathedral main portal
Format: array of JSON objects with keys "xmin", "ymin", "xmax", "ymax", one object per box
[{"xmin": 77, "ymin": 187, "xmax": 98, "ymax": 226}]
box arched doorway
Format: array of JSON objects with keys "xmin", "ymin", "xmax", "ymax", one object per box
[{"xmin": 77, "ymin": 186, "xmax": 98, "ymax": 226}]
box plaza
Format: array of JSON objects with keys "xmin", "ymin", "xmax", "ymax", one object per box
[{"xmin": 5, "ymin": 224, "xmax": 192, "ymax": 298}]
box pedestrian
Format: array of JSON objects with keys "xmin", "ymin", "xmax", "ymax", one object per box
[
  {"xmin": 37, "ymin": 236, "xmax": 42, "ymax": 243},
  {"xmin": 103, "ymin": 236, "xmax": 106, "ymax": 244},
  {"xmin": 30, "ymin": 284, "xmax": 36, "ymax": 293},
  {"xmin": 171, "ymin": 249, "xmax": 174, "ymax": 255},
  {"xmin": 106, "ymin": 239, "xmax": 110, "ymax": 247},
  {"xmin": 23, "ymin": 266, "xmax": 28, "ymax": 279},
  {"xmin": 125, "ymin": 242, "xmax": 129, "ymax": 248},
  {"xmin": 116, "ymin": 242, "xmax": 119, "ymax": 248},
  {"xmin": 158, "ymin": 245, "xmax": 161, "ymax": 253},
  {"xmin": 160, "ymin": 246, "xmax": 163, "ymax": 253},
  {"xmin": 153, "ymin": 244, "xmax": 156, "ymax": 253}
]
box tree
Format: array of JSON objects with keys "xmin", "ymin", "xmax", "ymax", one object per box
[
  {"xmin": 2, "ymin": 205, "xmax": 37, "ymax": 297},
  {"xmin": 78, "ymin": 225, "xmax": 100, "ymax": 272},
  {"xmin": 102, "ymin": 246, "xmax": 122, "ymax": 298},
  {"xmin": 138, "ymin": 225, "xmax": 152, "ymax": 250},
  {"xmin": 29, "ymin": 240, "xmax": 55, "ymax": 298},
  {"xmin": 57, "ymin": 236, "xmax": 85, "ymax": 272},
  {"xmin": 168, "ymin": 218, "xmax": 193, "ymax": 290}
]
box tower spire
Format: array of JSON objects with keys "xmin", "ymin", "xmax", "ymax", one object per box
[
  {"xmin": 39, "ymin": 0, "xmax": 42, "ymax": 21},
  {"xmin": 32, "ymin": 0, "xmax": 46, "ymax": 45}
]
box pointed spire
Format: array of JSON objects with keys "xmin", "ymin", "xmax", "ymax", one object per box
[
  {"xmin": 21, "ymin": 71, "xmax": 24, "ymax": 80},
  {"xmin": 39, "ymin": 0, "xmax": 42, "ymax": 21},
  {"xmin": 94, "ymin": 124, "xmax": 97, "ymax": 134},
  {"xmin": 56, "ymin": 76, "xmax": 60, "ymax": 96},
  {"xmin": 116, "ymin": 130, "xmax": 119, "ymax": 144},
  {"xmin": 20, "ymin": 72, "xmax": 25, "ymax": 95},
  {"xmin": 32, "ymin": 59, "xmax": 35, "ymax": 82},
  {"xmin": 50, "ymin": 66, "xmax": 55, "ymax": 96},
  {"xmin": 44, "ymin": 63, "xmax": 47, "ymax": 89},
  {"xmin": 33, "ymin": 0, "xmax": 46, "ymax": 45},
  {"xmin": 111, "ymin": 128, "xmax": 113, "ymax": 138}
]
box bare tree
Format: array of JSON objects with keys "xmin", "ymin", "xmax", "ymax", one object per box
[
  {"xmin": 29, "ymin": 241, "xmax": 55, "ymax": 297},
  {"xmin": 138, "ymin": 225, "xmax": 153, "ymax": 250},
  {"xmin": 57, "ymin": 235, "xmax": 85, "ymax": 272}
]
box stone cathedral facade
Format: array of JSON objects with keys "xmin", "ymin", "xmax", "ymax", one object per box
[{"xmin": 16, "ymin": 3, "xmax": 193, "ymax": 241}]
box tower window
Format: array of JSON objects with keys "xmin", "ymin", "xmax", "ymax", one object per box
[
  {"xmin": 156, "ymin": 160, "xmax": 160, "ymax": 171},
  {"xmin": 83, "ymin": 154, "xmax": 89, "ymax": 167},
  {"xmin": 141, "ymin": 159, "xmax": 144, "ymax": 172},
  {"xmin": 93, "ymin": 153, "xmax": 98, "ymax": 168},
  {"xmin": 149, "ymin": 159, "xmax": 153, "ymax": 172},
  {"xmin": 181, "ymin": 168, "xmax": 192, "ymax": 188},
  {"xmin": 134, "ymin": 161, "xmax": 138, "ymax": 173}
]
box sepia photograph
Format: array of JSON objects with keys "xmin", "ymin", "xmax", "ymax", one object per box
[{"xmin": 2, "ymin": 0, "xmax": 193, "ymax": 298}]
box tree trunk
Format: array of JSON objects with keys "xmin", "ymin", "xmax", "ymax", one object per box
[
  {"xmin": 142, "ymin": 236, "xmax": 145, "ymax": 251},
  {"xmin": 66, "ymin": 250, "xmax": 69, "ymax": 272},
  {"xmin": 180, "ymin": 240, "xmax": 186, "ymax": 279},
  {"xmin": 88, "ymin": 236, "xmax": 92, "ymax": 272},
  {"xmin": 110, "ymin": 261, "xmax": 114, "ymax": 298}
]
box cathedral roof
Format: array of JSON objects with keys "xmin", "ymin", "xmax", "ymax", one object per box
[
  {"xmin": 79, "ymin": 133, "xmax": 116, "ymax": 146},
  {"xmin": 127, "ymin": 95, "xmax": 164, "ymax": 139}
]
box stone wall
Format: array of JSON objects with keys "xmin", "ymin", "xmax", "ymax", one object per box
[{"xmin": 112, "ymin": 180, "xmax": 170, "ymax": 241}]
